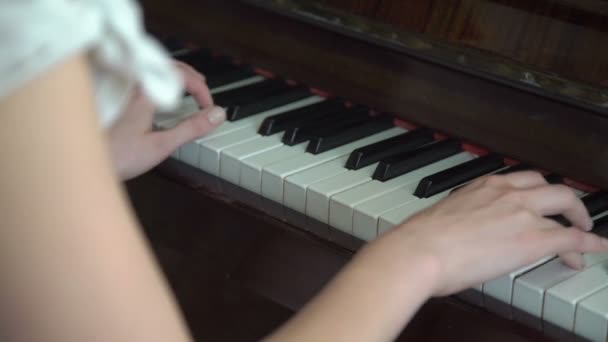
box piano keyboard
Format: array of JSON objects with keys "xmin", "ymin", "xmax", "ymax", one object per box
[{"xmin": 154, "ymin": 39, "xmax": 608, "ymax": 342}]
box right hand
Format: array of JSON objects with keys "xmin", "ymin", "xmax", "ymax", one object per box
[{"xmin": 378, "ymin": 171, "xmax": 608, "ymax": 297}]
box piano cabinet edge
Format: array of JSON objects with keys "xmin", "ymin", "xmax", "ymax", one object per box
[
  {"xmin": 123, "ymin": 161, "xmax": 553, "ymax": 341},
  {"xmin": 139, "ymin": 0, "xmax": 608, "ymax": 190}
]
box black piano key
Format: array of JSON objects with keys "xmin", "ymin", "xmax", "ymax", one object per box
[
  {"xmin": 345, "ymin": 129, "xmax": 435, "ymax": 170},
  {"xmin": 282, "ymin": 106, "xmax": 370, "ymax": 146},
  {"xmin": 176, "ymin": 50, "xmax": 257, "ymax": 89},
  {"xmin": 214, "ymin": 79, "xmax": 289, "ymax": 108},
  {"xmin": 258, "ymin": 98, "xmax": 346, "ymax": 136},
  {"xmin": 450, "ymin": 163, "xmax": 532, "ymax": 195},
  {"xmin": 158, "ymin": 37, "xmax": 189, "ymax": 54},
  {"xmin": 206, "ymin": 69, "xmax": 257, "ymax": 89},
  {"xmin": 583, "ymin": 191, "xmax": 608, "ymax": 217},
  {"xmin": 306, "ymin": 115, "xmax": 395, "ymax": 154},
  {"xmin": 176, "ymin": 50, "xmax": 231, "ymax": 74},
  {"xmin": 373, "ymin": 139, "xmax": 463, "ymax": 182},
  {"xmin": 414, "ymin": 154, "xmax": 506, "ymax": 198},
  {"xmin": 495, "ymin": 163, "xmax": 531, "ymax": 175},
  {"xmin": 227, "ymin": 86, "xmax": 312, "ymax": 121},
  {"xmin": 592, "ymin": 215, "xmax": 608, "ymax": 237},
  {"xmin": 544, "ymin": 173, "xmax": 564, "ymax": 184}
]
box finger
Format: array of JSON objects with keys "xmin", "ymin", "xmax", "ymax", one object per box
[
  {"xmin": 175, "ymin": 61, "xmax": 205, "ymax": 82},
  {"xmin": 534, "ymin": 227, "xmax": 608, "ymax": 267},
  {"xmin": 558, "ymin": 251, "xmax": 586, "ymax": 270},
  {"xmin": 109, "ymin": 88, "xmax": 155, "ymax": 131},
  {"xmin": 516, "ymin": 184, "xmax": 592, "ymax": 231},
  {"xmin": 145, "ymin": 106, "xmax": 226, "ymax": 158},
  {"xmin": 502, "ymin": 171, "xmax": 548, "ymax": 188},
  {"xmin": 459, "ymin": 171, "xmax": 547, "ymax": 194},
  {"xmin": 178, "ymin": 63, "xmax": 214, "ymax": 108}
]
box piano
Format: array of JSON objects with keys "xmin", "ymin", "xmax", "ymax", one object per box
[{"xmin": 128, "ymin": 0, "xmax": 608, "ymax": 341}]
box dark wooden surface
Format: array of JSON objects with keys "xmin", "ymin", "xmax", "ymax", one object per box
[
  {"xmin": 311, "ymin": 0, "xmax": 608, "ymax": 87},
  {"xmin": 125, "ymin": 162, "xmax": 555, "ymax": 341},
  {"xmin": 141, "ymin": 0, "xmax": 608, "ymax": 190}
]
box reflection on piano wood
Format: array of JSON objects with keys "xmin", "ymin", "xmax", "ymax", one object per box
[
  {"xmin": 150, "ymin": 38, "xmax": 608, "ymax": 341},
  {"xmin": 291, "ymin": 0, "xmax": 608, "ymax": 88}
]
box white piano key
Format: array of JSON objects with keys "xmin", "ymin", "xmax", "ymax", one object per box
[
  {"xmin": 261, "ymin": 128, "xmax": 405, "ymax": 204},
  {"xmin": 240, "ymin": 144, "xmax": 307, "ymax": 194},
  {"xmin": 352, "ymin": 153, "xmax": 474, "ymax": 240},
  {"xmin": 305, "ymin": 164, "xmax": 378, "ymax": 224},
  {"xmin": 219, "ymin": 134, "xmax": 284, "ymax": 184},
  {"xmin": 283, "ymin": 156, "xmax": 350, "ymax": 213},
  {"xmin": 209, "ymin": 75, "xmax": 265, "ymax": 95},
  {"xmin": 543, "ymin": 258, "xmax": 608, "ymax": 331},
  {"xmin": 483, "ymin": 256, "xmax": 555, "ymax": 310},
  {"xmin": 197, "ymin": 128, "xmax": 261, "ymax": 175},
  {"xmin": 513, "ymin": 252, "xmax": 608, "ymax": 321},
  {"xmin": 179, "ymin": 96, "xmax": 323, "ymax": 166},
  {"xmin": 376, "ymin": 195, "xmax": 447, "ymax": 237},
  {"xmin": 575, "ymin": 285, "xmax": 608, "ymax": 342},
  {"xmin": 329, "ymin": 153, "xmax": 472, "ymax": 235}
]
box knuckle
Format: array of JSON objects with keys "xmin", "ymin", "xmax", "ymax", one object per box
[
  {"xmin": 512, "ymin": 207, "xmax": 537, "ymax": 223},
  {"xmin": 497, "ymin": 189, "xmax": 523, "ymax": 204},
  {"xmin": 526, "ymin": 170, "xmax": 544, "ymax": 178},
  {"xmin": 483, "ymin": 174, "xmax": 505, "ymax": 188},
  {"xmin": 555, "ymin": 184, "xmax": 578, "ymax": 200},
  {"xmin": 528, "ymin": 171, "xmax": 547, "ymax": 183}
]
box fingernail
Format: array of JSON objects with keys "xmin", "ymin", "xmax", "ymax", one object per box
[{"xmin": 208, "ymin": 107, "xmax": 226, "ymax": 125}]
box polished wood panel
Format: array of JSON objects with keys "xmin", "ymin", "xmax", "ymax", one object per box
[
  {"xmin": 125, "ymin": 162, "xmax": 554, "ymax": 341},
  {"xmin": 141, "ymin": 0, "xmax": 608, "ymax": 188},
  {"xmin": 294, "ymin": 0, "xmax": 608, "ymax": 88}
]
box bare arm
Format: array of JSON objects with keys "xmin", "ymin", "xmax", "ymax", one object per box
[
  {"xmin": 0, "ymin": 54, "xmax": 191, "ymax": 341},
  {"xmin": 267, "ymin": 172, "xmax": 608, "ymax": 342}
]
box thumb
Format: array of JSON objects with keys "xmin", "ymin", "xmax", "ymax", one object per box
[{"xmin": 149, "ymin": 106, "xmax": 226, "ymax": 158}]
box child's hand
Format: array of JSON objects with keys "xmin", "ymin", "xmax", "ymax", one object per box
[
  {"xmin": 107, "ymin": 61, "xmax": 225, "ymax": 180},
  {"xmin": 376, "ymin": 171, "xmax": 607, "ymax": 297}
]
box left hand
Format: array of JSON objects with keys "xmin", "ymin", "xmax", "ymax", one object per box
[{"xmin": 106, "ymin": 61, "xmax": 226, "ymax": 180}]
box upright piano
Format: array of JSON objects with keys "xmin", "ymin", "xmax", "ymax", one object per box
[{"xmin": 128, "ymin": 1, "xmax": 608, "ymax": 340}]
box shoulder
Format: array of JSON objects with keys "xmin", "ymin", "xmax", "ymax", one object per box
[{"xmin": 0, "ymin": 0, "xmax": 183, "ymax": 127}]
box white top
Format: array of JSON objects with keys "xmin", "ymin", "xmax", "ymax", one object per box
[{"xmin": 0, "ymin": 0, "xmax": 183, "ymax": 127}]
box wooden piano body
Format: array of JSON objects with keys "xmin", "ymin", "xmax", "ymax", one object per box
[{"xmin": 128, "ymin": 1, "xmax": 608, "ymax": 340}]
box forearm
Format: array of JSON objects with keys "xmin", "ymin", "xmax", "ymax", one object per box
[{"xmin": 266, "ymin": 232, "xmax": 439, "ymax": 342}]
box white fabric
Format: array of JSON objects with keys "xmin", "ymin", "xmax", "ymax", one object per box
[{"xmin": 0, "ymin": 0, "xmax": 183, "ymax": 127}]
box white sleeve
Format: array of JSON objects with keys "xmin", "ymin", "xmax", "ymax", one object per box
[{"xmin": 0, "ymin": 0, "xmax": 183, "ymax": 127}]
